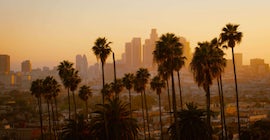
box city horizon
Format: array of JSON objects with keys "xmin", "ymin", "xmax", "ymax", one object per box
[{"xmin": 1, "ymin": 1, "xmax": 270, "ymax": 71}]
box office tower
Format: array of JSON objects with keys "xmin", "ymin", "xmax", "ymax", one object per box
[
  {"xmin": 179, "ymin": 37, "xmax": 192, "ymax": 67},
  {"xmin": 21, "ymin": 60, "xmax": 32, "ymax": 73},
  {"xmin": 125, "ymin": 42, "xmax": 132, "ymax": 68},
  {"xmin": 234, "ymin": 53, "xmax": 243, "ymax": 68},
  {"xmin": 250, "ymin": 58, "xmax": 269, "ymax": 74},
  {"xmin": 132, "ymin": 37, "xmax": 142, "ymax": 68},
  {"xmin": 0, "ymin": 54, "xmax": 10, "ymax": 74},
  {"xmin": 76, "ymin": 54, "xmax": 88, "ymax": 80},
  {"xmin": 143, "ymin": 29, "xmax": 158, "ymax": 68}
]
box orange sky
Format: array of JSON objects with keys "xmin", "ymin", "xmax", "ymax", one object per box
[{"xmin": 0, "ymin": 0, "xmax": 270, "ymax": 71}]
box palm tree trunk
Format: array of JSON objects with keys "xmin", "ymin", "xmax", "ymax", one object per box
[
  {"xmin": 85, "ymin": 101, "xmax": 88, "ymax": 118},
  {"xmin": 140, "ymin": 92, "xmax": 146, "ymax": 140},
  {"xmin": 129, "ymin": 89, "xmax": 132, "ymax": 118},
  {"xmin": 158, "ymin": 93, "xmax": 163, "ymax": 140},
  {"xmin": 68, "ymin": 88, "xmax": 71, "ymax": 120},
  {"xmin": 53, "ymin": 97, "xmax": 59, "ymax": 137},
  {"xmin": 101, "ymin": 61, "xmax": 109, "ymax": 140},
  {"xmin": 47, "ymin": 100, "xmax": 52, "ymax": 140},
  {"xmin": 219, "ymin": 75, "xmax": 228, "ymax": 140},
  {"xmin": 143, "ymin": 90, "xmax": 151, "ymax": 139},
  {"xmin": 206, "ymin": 85, "xmax": 211, "ymax": 128},
  {"xmin": 232, "ymin": 47, "xmax": 241, "ymax": 139},
  {"xmin": 38, "ymin": 97, "xmax": 44, "ymax": 140},
  {"xmin": 72, "ymin": 91, "xmax": 77, "ymax": 119},
  {"xmin": 166, "ymin": 80, "xmax": 172, "ymax": 123},
  {"xmin": 50, "ymin": 100, "xmax": 56, "ymax": 140},
  {"xmin": 217, "ymin": 78, "xmax": 224, "ymax": 140},
  {"xmin": 177, "ymin": 71, "xmax": 183, "ymax": 110},
  {"xmin": 171, "ymin": 71, "xmax": 179, "ymax": 140}
]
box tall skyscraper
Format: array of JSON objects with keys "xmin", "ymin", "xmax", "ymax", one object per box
[
  {"xmin": 21, "ymin": 60, "xmax": 32, "ymax": 73},
  {"xmin": 0, "ymin": 54, "xmax": 10, "ymax": 74},
  {"xmin": 143, "ymin": 29, "xmax": 158, "ymax": 68},
  {"xmin": 179, "ymin": 37, "xmax": 191, "ymax": 67},
  {"xmin": 76, "ymin": 54, "xmax": 88, "ymax": 81},
  {"xmin": 131, "ymin": 37, "xmax": 142, "ymax": 68},
  {"xmin": 125, "ymin": 42, "xmax": 132, "ymax": 68}
]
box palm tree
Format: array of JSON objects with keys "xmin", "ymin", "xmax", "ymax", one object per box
[
  {"xmin": 89, "ymin": 98, "xmax": 139, "ymax": 140},
  {"xmin": 157, "ymin": 64, "xmax": 173, "ymax": 122},
  {"xmin": 190, "ymin": 40, "xmax": 226, "ymax": 132},
  {"xmin": 92, "ymin": 37, "xmax": 112, "ymax": 104},
  {"xmin": 150, "ymin": 76, "xmax": 165, "ymax": 140},
  {"xmin": 174, "ymin": 55, "xmax": 186, "ymax": 110},
  {"xmin": 153, "ymin": 33, "xmax": 184, "ymax": 139},
  {"xmin": 69, "ymin": 69, "xmax": 81, "ymax": 119},
  {"xmin": 168, "ymin": 103, "xmax": 211, "ymax": 140},
  {"xmin": 110, "ymin": 78, "xmax": 124, "ymax": 99},
  {"xmin": 92, "ymin": 37, "xmax": 111, "ymax": 140},
  {"xmin": 220, "ymin": 23, "xmax": 243, "ymax": 137},
  {"xmin": 57, "ymin": 60, "xmax": 74, "ymax": 120},
  {"xmin": 50, "ymin": 77, "xmax": 61, "ymax": 138},
  {"xmin": 102, "ymin": 83, "xmax": 113, "ymax": 100},
  {"xmin": 43, "ymin": 76, "xmax": 56, "ymax": 140},
  {"xmin": 122, "ymin": 73, "xmax": 135, "ymax": 117},
  {"xmin": 30, "ymin": 79, "xmax": 44, "ymax": 140},
  {"xmin": 134, "ymin": 68, "xmax": 151, "ymax": 139},
  {"xmin": 78, "ymin": 85, "xmax": 92, "ymax": 117}
]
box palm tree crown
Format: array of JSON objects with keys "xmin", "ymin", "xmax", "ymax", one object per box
[
  {"xmin": 92, "ymin": 37, "xmax": 112, "ymax": 64},
  {"xmin": 220, "ymin": 23, "xmax": 243, "ymax": 49}
]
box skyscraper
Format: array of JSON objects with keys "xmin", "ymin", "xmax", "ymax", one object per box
[
  {"xmin": 179, "ymin": 37, "xmax": 191, "ymax": 67},
  {"xmin": 131, "ymin": 37, "xmax": 142, "ymax": 68},
  {"xmin": 143, "ymin": 29, "xmax": 158, "ymax": 68},
  {"xmin": 0, "ymin": 54, "xmax": 10, "ymax": 74},
  {"xmin": 76, "ymin": 54, "xmax": 88, "ymax": 81},
  {"xmin": 21, "ymin": 60, "xmax": 32, "ymax": 73},
  {"xmin": 234, "ymin": 53, "xmax": 243, "ymax": 68},
  {"xmin": 125, "ymin": 42, "xmax": 132, "ymax": 68}
]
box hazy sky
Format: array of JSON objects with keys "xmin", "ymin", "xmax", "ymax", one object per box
[{"xmin": 1, "ymin": 0, "xmax": 270, "ymax": 71}]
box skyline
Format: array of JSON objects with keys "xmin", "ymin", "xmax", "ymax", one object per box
[{"xmin": 1, "ymin": 0, "xmax": 270, "ymax": 71}]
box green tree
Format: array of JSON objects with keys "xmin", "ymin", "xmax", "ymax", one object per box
[
  {"xmin": 168, "ymin": 103, "xmax": 211, "ymax": 140},
  {"xmin": 134, "ymin": 68, "xmax": 151, "ymax": 139},
  {"xmin": 122, "ymin": 73, "xmax": 135, "ymax": 118},
  {"xmin": 153, "ymin": 33, "xmax": 183, "ymax": 139},
  {"xmin": 220, "ymin": 23, "xmax": 243, "ymax": 137},
  {"xmin": 79, "ymin": 85, "xmax": 92, "ymax": 118},
  {"xmin": 58, "ymin": 60, "xmax": 74, "ymax": 119},
  {"xmin": 89, "ymin": 98, "xmax": 139, "ymax": 140},
  {"xmin": 30, "ymin": 79, "xmax": 44, "ymax": 140},
  {"xmin": 190, "ymin": 40, "xmax": 226, "ymax": 134},
  {"xmin": 150, "ymin": 76, "xmax": 165, "ymax": 140}
]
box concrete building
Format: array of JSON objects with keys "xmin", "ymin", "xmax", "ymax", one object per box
[
  {"xmin": 21, "ymin": 60, "xmax": 31, "ymax": 73},
  {"xmin": 234, "ymin": 53, "xmax": 243, "ymax": 68},
  {"xmin": 143, "ymin": 29, "xmax": 158, "ymax": 69},
  {"xmin": 179, "ymin": 37, "xmax": 192, "ymax": 67},
  {"xmin": 250, "ymin": 58, "xmax": 269, "ymax": 74},
  {"xmin": 131, "ymin": 37, "xmax": 142, "ymax": 68},
  {"xmin": 0, "ymin": 55, "xmax": 10, "ymax": 74},
  {"xmin": 76, "ymin": 54, "xmax": 88, "ymax": 82}
]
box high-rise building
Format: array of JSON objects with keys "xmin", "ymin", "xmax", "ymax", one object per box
[
  {"xmin": 250, "ymin": 58, "xmax": 269, "ymax": 74},
  {"xmin": 0, "ymin": 54, "xmax": 10, "ymax": 74},
  {"xmin": 234, "ymin": 53, "xmax": 243, "ymax": 68},
  {"xmin": 143, "ymin": 29, "xmax": 158, "ymax": 68},
  {"xmin": 125, "ymin": 42, "xmax": 132, "ymax": 68},
  {"xmin": 76, "ymin": 54, "xmax": 88, "ymax": 81},
  {"xmin": 131, "ymin": 37, "xmax": 142, "ymax": 68},
  {"xmin": 179, "ymin": 37, "xmax": 191, "ymax": 67},
  {"xmin": 21, "ymin": 60, "xmax": 32, "ymax": 73}
]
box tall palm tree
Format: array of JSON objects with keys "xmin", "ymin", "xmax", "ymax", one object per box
[
  {"xmin": 190, "ymin": 40, "xmax": 226, "ymax": 133},
  {"xmin": 157, "ymin": 64, "xmax": 173, "ymax": 122},
  {"xmin": 122, "ymin": 73, "xmax": 135, "ymax": 117},
  {"xmin": 102, "ymin": 83, "xmax": 113, "ymax": 100},
  {"xmin": 153, "ymin": 33, "xmax": 184, "ymax": 139},
  {"xmin": 89, "ymin": 98, "xmax": 139, "ymax": 140},
  {"xmin": 220, "ymin": 23, "xmax": 243, "ymax": 137},
  {"xmin": 92, "ymin": 37, "xmax": 112, "ymax": 104},
  {"xmin": 174, "ymin": 55, "xmax": 186, "ymax": 110},
  {"xmin": 78, "ymin": 85, "xmax": 92, "ymax": 117},
  {"xmin": 168, "ymin": 103, "xmax": 211, "ymax": 140},
  {"xmin": 92, "ymin": 37, "xmax": 111, "ymax": 140},
  {"xmin": 57, "ymin": 60, "xmax": 74, "ymax": 120},
  {"xmin": 30, "ymin": 79, "xmax": 44, "ymax": 140},
  {"xmin": 150, "ymin": 76, "xmax": 165, "ymax": 140},
  {"xmin": 43, "ymin": 76, "xmax": 56, "ymax": 140},
  {"xmin": 134, "ymin": 68, "xmax": 151, "ymax": 139},
  {"xmin": 69, "ymin": 69, "xmax": 81, "ymax": 119}
]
